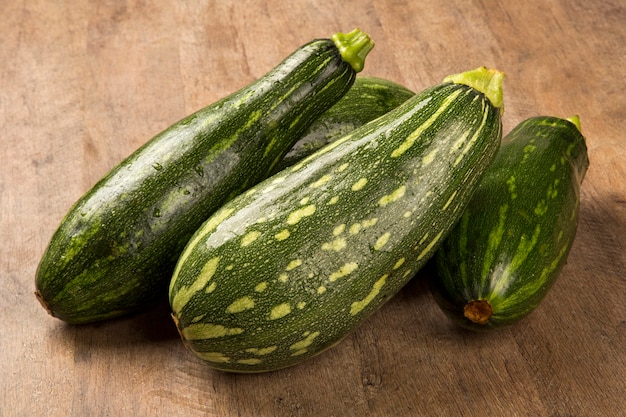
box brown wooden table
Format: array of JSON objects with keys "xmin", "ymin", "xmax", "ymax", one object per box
[{"xmin": 2, "ymin": 1, "xmax": 625, "ymax": 416}]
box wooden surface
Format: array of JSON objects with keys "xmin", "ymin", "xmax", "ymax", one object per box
[{"xmin": 2, "ymin": 1, "xmax": 625, "ymax": 416}]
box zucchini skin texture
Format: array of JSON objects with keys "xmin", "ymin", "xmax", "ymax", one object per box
[
  {"xmin": 272, "ymin": 76, "xmax": 414, "ymax": 172},
  {"xmin": 431, "ymin": 116, "xmax": 589, "ymax": 331},
  {"xmin": 169, "ymin": 77, "xmax": 503, "ymax": 372},
  {"xmin": 36, "ymin": 36, "xmax": 363, "ymax": 324}
]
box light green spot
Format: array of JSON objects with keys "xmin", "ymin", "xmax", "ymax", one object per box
[
  {"xmin": 317, "ymin": 286, "xmax": 327, "ymax": 294},
  {"xmin": 379, "ymin": 185, "xmax": 406, "ymax": 207},
  {"xmin": 245, "ymin": 346, "xmax": 277, "ymax": 356},
  {"xmin": 310, "ymin": 174, "xmax": 332, "ymax": 188},
  {"xmin": 195, "ymin": 351, "xmax": 230, "ymax": 363},
  {"xmin": 269, "ymin": 303, "xmax": 291, "ymax": 320},
  {"xmin": 172, "ymin": 208, "xmax": 233, "ymax": 281},
  {"xmin": 290, "ymin": 331, "xmax": 321, "ymax": 352},
  {"xmin": 393, "ymin": 258, "xmax": 406, "ymax": 270},
  {"xmin": 286, "ymin": 259, "xmax": 303, "ymax": 271},
  {"xmin": 351, "ymin": 177, "xmax": 368, "ymax": 191},
  {"xmin": 349, "ymin": 223, "xmax": 362, "ymax": 234},
  {"xmin": 391, "ymin": 91, "xmax": 460, "ymax": 158},
  {"xmin": 254, "ymin": 282, "xmax": 268, "ymax": 292},
  {"xmin": 507, "ymin": 176, "xmax": 518, "ymax": 199},
  {"xmin": 327, "ymin": 196, "xmax": 339, "ymax": 205},
  {"xmin": 297, "ymin": 301, "xmax": 307, "ymax": 309},
  {"xmin": 442, "ymin": 190, "xmax": 458, "ymax": 210},
  {"xmin": 416, "ymin": 232, "xmax": 430, "ymax": 248},
  {"xmin": 362, "ymin": 218, "xmax": 378, "ymax": 228},
  {"xmin": 191, "ymin": 315, "xmax": 205, "ymax": 323},
  {"xmin": 535, "ymin": 200, "xmax": 548, "ymax": 216},
  {"xmin": 291, "ymin": 349, "xmax": 308, "ymax": 357},
  {"xmin": 450, "ymin": 131, "xmax": 470, "ymax": 154},
  {"xmin": 226, "ymin": 296, "xmax": 255, "ymax": 313},
  {"xmin": 171, "ymin": 256, "xmax": 220, "ymax": 313},
  {"xmin": 547, "ymin": 180, "xmax": 560, "ymax": 199},
  {"xmin": 237, "ymin": 358, "xmax": 262, "ymax": 365},
  {"xmin": 422, "ymin": 149, "xmax": 438, "ymax": 166},
  {"xmin": 329, "ymin": 262, "xmax": 358, "ymax": 281},
  {"xmin": 523, "ymin": 143, "xmax": 537, "ymax": 155},
  {"xmin": 333, "ymin": 224, "xmax": 346, "ymax": 236},
  {"xmin": 374, "ymin": 232, "xmax": 391, "ymax": 250},
  {"xmin": 403, "ymin": 211, "xmax": 412, "ymax": 218},
  {"xmin": 417, "ymin": 230, "xmax": 444, "ymax": 261},
  {"xmin": 275, "ymin": 229, "xmax": 291, "ymax": 241},
  {"xmin": 287, "ymin": 204, "xmax": 316, "ymax": 225},
  {"xmin": 322, "ymin": 238, "xmax": 347, "ymax": 251},
  {"xmin": 337, "ymin": 163, "xmax": 350, "ymax": 172},
  {"xmin": 262, "ymin": 184, "xmax": 279, "ymax": 194},
  {"xmin": 181, "ymin": 323, "xmax": 243, "ymax": 340},
  {"xmin": 206, "ymin": 282, "xmax": 217, "ymax": 293},
  {"xmin": 241, "ymin": 230, "xmax": 261, "ymax": 247},
  {"xmin": 300, "ymin": 196, "xmax": 310, "ymax": 205},
  {"xmin": 278, "ymin": 273, "xmax": 289, "ymax": 283},
  {"xmin": 350, "ymin": 274, "xmax": 387, "ymax": 316}
]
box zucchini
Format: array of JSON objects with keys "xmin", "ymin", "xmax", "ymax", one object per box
[
  {"xmin": 431, "ymin": 115, "xmax": 589, "ymax": 331},
  {"xmin": 272, "ymin": 76, "xmax": 414, "ymax": 172},
  {"xmin": 35, "ymin": 29, "xmax": 374, "ymax": 324},
  {"xmin": 169, "ymin": 66, "xmax": 504, "ymax": 372}
]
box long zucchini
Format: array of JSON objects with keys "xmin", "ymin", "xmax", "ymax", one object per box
[
  {"xmin": 169, "ymin": 66, "xmax": 505, "ymax": 372},
  {"xmin": 431, "ymin": 115, "xmax": 589, "ymax": 330},
  {"xmin": 35, "ymin": 29, "xmax": 374, "ymax": 324}
]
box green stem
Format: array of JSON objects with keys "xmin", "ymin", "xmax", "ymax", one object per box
[
  {"xmin": 566, "ymin": 115, "xmax": 582, "ymax": 131},
  {"xmin": 331, "ymin": 28, "xmax": 375, "ymax": 73},
  {"xmin": 443, "ymin": 66, "xmax": 505, "ymax": 109}
]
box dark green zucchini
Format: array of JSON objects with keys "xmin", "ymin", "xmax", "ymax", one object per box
[
  {"xmin": 35, "ymin": 29, "xmax": 374, "ymax": 324},
  {"xmin": 431, "ymin": 115, "xmax": 589, "ymax": 331},
  {"xmin": 272, "ymin": 76, "xmax": 414, "ymax": 172},
  {"xmin": 169, "ymin": 66, "xmax": 504, "ymax": 372}
]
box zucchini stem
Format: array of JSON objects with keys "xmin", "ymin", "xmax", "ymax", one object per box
[
  {"xmin": 566, "ymin": 115, "xmax": 582, "ymax": 131},
  {"xmin": 331, "ymin": 28, "xmax": 375, "ymax": 73},
  {"xmin": 443, "ymin": 66, "xmax": 505, "ymax": 109},
  {"xmin": 464, "ymin": 299, "xmax": 493, "ymax": 324}
]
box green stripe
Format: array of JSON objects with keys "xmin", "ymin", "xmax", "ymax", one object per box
[{"xmin": 391, "ymin": 90, "xmax": 462, "ymax": 158}]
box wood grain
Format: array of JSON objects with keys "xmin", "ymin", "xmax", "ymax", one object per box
[{"xmin": 2, "ymin": 1, "xmax": 625, "ymax": 416}]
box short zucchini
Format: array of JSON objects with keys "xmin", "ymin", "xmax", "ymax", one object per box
[
  {"xmin": 431, "ymin": 115, "xmax": 589, "ymax": 331},
  {"xmin": 35, "ymin": 29, "xmax": 374, "ymax": 324},
  {"xmin": 169, "ymin": 67, "xmax": 504, "ymax": 372},
  {"xmin": 272, "ymin": 76, "xmax": 414, "ymax": 172}
]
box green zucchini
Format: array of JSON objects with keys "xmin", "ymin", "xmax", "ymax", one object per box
[
  {"xmin": 272, "ymin": 76, "xmax": 414, "ymax": 172},
  {"xmin": 431, "ymin": 115, "xmax": 589, "ymax": 331},
  {"xmin": 35, "ymin": 29, "xmax": 374, "ymax": 324},
  {"xmin": 169, "ymin": 66, "xmax": 504, "ymax": 372}
]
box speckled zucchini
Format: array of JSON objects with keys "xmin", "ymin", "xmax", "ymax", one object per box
[
  {"xmin": 169, "ymin": 66, "xmax": 504, "ymax": 372},
  {"xmin": 35, "ymin": 29, "xmax": 374, "ymax": 324},
  {"xmin": 431, "ymin": 115, "xmax": 589, "ymax": 331},
  {"xmin": 272, "ymin": 76, "xmax": 414, "ymax": 172}
]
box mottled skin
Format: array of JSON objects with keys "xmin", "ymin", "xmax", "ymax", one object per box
[
  {"xmin": 35, "ymin": 31, "xmax": 370, "ymax": 323},
  {"xmin": 432, "ymin": 116, "xmax": 589, "ymax": 331},
  {"xmin": 170, "ymin": 70, "xmax": 504, "ymax": 372}
]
